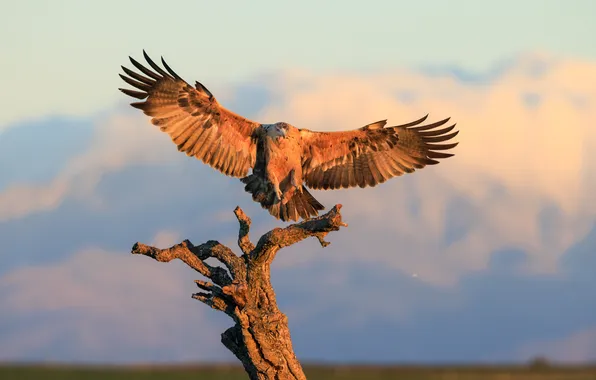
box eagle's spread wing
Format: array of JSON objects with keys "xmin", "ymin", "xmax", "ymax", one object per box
[
  {"xmin": 119, "ymin": 51, "xmax": 258, "ymax": 177},
  {"xmin": 299, "ymin": 115, "xmax": 458, "ymax": 189}
]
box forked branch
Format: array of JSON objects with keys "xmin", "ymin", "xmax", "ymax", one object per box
[{"xmin": 131, "ymin": 204, "xmax": 346, "ymax": 380}]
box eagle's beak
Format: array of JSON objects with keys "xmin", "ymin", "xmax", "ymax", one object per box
[{"xmin": 276, "ymin": 126, "xmax": 286, "ymax": 137}]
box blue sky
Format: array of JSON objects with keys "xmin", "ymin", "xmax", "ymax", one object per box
[
  {"xmin": 1, "ymin": 0, "xmax": 596, "ymax": 365},
  {"xmin": 1, "ymin": 0, "xmax": 595, "ymax": 127}
]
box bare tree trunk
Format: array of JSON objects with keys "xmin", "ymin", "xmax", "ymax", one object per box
[{"xmin": 131, "ymin": 204, "xmax": 347, "ymax": 380}]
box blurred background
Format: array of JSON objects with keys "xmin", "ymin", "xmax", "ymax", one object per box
[{"xmin": 1, "ymin": 0, "xmax": 595, "ymax": 378}]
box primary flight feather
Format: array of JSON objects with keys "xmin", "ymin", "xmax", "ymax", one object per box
[{"xmin": 119, "ymin": 51, "xmax": 459, "ymax": 222}]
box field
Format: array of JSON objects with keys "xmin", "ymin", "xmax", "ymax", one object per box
[{"xmin": 2, "ymin": 364, "xmax": 596, "ymax": 380}]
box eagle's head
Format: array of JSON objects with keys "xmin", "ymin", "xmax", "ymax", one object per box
[{"xmin": 264, "ymin": 122, "xmax": 292, "ymax": 139}]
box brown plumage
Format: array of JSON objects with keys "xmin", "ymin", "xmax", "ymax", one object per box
[{"xmin": 119, "ymin": 51, "xmax": 459, "ymax": 222}]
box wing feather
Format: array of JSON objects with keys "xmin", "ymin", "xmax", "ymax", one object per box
[
  {"xmin": 300, "ymin": 116, "xmax": 459, "ymax": 190},
  {"xmin": 121, "ymin": 65, "xmax": 154, "ymax": 85},
  {"xmin": 119, "ymin": 51, "xmax": 259, "ymax": 177}
]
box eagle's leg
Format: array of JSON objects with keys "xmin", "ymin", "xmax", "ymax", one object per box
[
  {"xmin": 267, "ymin": 173, "xmax": 283, "ymax": 203},
  {"xmin": 290, "ymin": 168, "xmax": 300, "ymax": 189},
  {"xmin": 281, "ymin": 169, "xmax": 300, "ymax": 204}
]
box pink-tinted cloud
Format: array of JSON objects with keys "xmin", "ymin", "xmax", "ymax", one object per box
[
  {"xmin": 0, "ymin": 241, "xmax": 230, "ymax": 362},
  {"xmin": 257, "ymin": 53, "xmax": 596, "ymax": 284},
  {"xmin": 1, "ymin": 53, "xmax": 595, "ymax": 287}
]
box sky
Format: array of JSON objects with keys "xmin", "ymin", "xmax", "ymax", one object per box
[
  {"xmin": 2, "ymin": 0, "xmax": 595, "ymax": 128},
  {"xmin": 1, "ymin": 0, "xmax": 596, "ymax": 365}
]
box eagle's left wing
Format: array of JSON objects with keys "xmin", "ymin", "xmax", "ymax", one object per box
[{"xmin": 299, "ymin": 115, "xmax": 459, "ymax": 190}]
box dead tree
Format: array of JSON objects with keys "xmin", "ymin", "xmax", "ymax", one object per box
[{"xmin": 131, "ymin": 204, "xmax": 347, "ymax": 380}]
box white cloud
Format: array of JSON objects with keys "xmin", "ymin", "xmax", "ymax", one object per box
[
  {"xmin": 2, "ymin": 54, "xmax": 595, "ymax": 288},
  {"xmin": 0, "ymin": 109, "xmax": 179, "ymax": 221},
  {"xmin": 257, "ymin": 54, "xmax": 596, "ymax": 285},
  {"xmin": 2, "ymin": 49, "xmax": 596, "ymax": 364}
]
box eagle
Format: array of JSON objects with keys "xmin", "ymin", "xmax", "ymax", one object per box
[{"xmin": 119, "ymin": 51, "xmax": 459, "ymax": 222}]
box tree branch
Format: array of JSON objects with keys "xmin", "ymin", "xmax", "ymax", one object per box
[
  {"xmin": 130, "ymin": 204, "xmax": 346, "ymax": 380},
  {"xmin": 234, "ymin": 206, "xmax": 255, "ymax": 256},
  {"xmin": 191, "ymin": 291, "xmax": 232, "ymax": 314},
  {"xmin": 252, "ymin": 204, "xmax": 347, "ymax": 263},
  {"xmin": 205, "ymin": 240, "xmax": 246, "ymax": 281},
  {"xmin": 131, "ymin": 239, "xmax": 233, "ymax": 286}
]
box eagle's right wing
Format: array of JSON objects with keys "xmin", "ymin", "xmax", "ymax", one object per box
[{"xmin": 119, "ymin": 51, "xmax": 259, "ymax": 178}]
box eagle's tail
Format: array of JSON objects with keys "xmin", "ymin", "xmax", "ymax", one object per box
[
  {"xmin": 241, "ymin": 174, "xmax": 324, "ymax": 222},
  {"xmin": 271, "ymin": 186, "xmax": 325, "ymax": 222}
]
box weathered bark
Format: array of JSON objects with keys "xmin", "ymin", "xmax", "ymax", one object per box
[{"xmin": 131, "ymin": 204, "xmax": 347, "ymax": 380}]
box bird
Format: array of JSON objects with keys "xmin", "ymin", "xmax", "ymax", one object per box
[{"xmin": 119, "ymin": 51, "xmax": 459, "ymax": 222}]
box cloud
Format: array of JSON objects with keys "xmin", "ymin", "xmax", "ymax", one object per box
[
  {"xmin": 255, "ymin": 53, "xmax": 596, "ymax": 284},
  {"xmin": 151, "ymin": 230, "xmax": 182, "ymax": 248},
  {"xmin": 0, "ymin": 116, "xmax": 95, "ymax": 191},
  {"xmin": 0, "ymin": 109, "xmax": 179, "ymax": 222},
  {"xmin": 3, "ymin": 54, "xmax": 596, "ymax": 285},
  {"xmin": 2, "ymin": 53, "xmax": 595, "ymax": 284},
  {"xmin": 1, "ymin": 53, "xmax": 595, "ymax": 363},
  {"xmin": 0, "ymin": 244, "xmax": 231, "ymax": 363}
]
